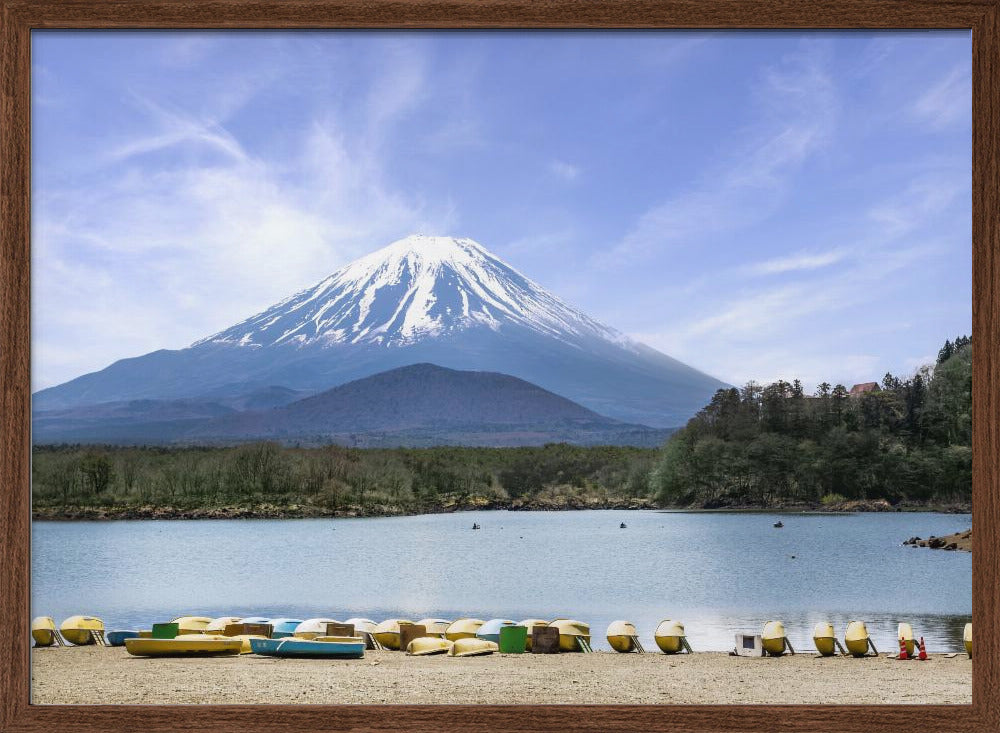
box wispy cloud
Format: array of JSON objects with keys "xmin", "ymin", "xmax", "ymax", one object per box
[
  {"xmin": 549, "ymin": 160, "xmax": 581, "ymax": 182},
  {"xmin": 911, "ymin": 65, "xmax": 971, "ymax": 131},
  {"xmin": 598, "ymin": 43, "xmax": 837, "ymax": 265},
  {"xmin": 746, "ymin": 249, "xmax": 846, "ymax": 276}
]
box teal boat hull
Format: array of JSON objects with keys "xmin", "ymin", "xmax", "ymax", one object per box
[
  {"xmin": 106, "ymin": 630, "xmax": 141, "ymax": 647},
  {"xmin": 250, "ymin": 637, "xmax": 364, "ymax": 659}
]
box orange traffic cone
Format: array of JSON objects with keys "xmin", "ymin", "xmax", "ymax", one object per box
[
  {"xmin": 918, "ymin": 637, "xmax": 928, "ymax": 661},
  {"xmin": 898, "ymin": 635, "xmax": 909, "ymax": 660}
]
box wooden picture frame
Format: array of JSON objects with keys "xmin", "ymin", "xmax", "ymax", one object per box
[{"xmin": 1, "ymin": 1, "xmax": 994, "ymax": 730}]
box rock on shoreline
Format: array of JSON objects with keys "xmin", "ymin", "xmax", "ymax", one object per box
[{"xmin": 903, "ymin": 529, "xmax": 972, "ymax": 552}]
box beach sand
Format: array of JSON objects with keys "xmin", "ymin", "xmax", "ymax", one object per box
[{"xmin": 31, "ymin": 647, "xmax": 971, "ymax": 705}]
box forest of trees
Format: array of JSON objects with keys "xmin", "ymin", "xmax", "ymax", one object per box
[
  {"xmin": 31, "ymin": 442, "xmax": 655, "ymax": 515},
  {"xmin": 650, "ymin": 336, "xmax": 972, "ymax": 508},
  {"xmin": 32, "ymin": 337, "xmax": 972, "ymax": 516}
]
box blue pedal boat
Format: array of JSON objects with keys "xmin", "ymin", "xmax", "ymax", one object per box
[
  {"xmin": 250, "ymin": 637, "xmax": 365, "ymax": 659},
  {"xmin": 267, "ymin": 618, "xmax": 305, "ymax": 638},
  {"xmin": 476, "ymin": 619, "xmax": 517, "ymax": 644},
  {"xmin": 106, "ymin": 630, "xmax": 142, "ymax": 647}
]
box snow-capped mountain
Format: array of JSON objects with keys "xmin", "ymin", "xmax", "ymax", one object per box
[
  {"xmin": 34, "ymin": 235, "xmax": 728, "ymax": 429},
  {"xmin": 197, "ymin": 235, "xmax": 629, "ymax": 350}
]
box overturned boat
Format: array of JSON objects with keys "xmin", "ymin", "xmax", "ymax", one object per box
[
  {"xmin": 31, "ymin": 617, "xmax": 58, "ymax": 647},
  {"xmin": 204, "ymin": 617, "xmax": 243, "ymax": 633},
  {"xmin": 844, "ymin": 621, "xmax": 875, "ymax": 657},
  {"xmin": 59, "ymin": 615, "xmax": 104, "ymax": 646},
  {"xmin": 373, "ymin": 618, "xmax": 414, "ymax": 650},
  {"xmin": 476, "ymin": 619, "xmax": 517, "ymax": 644},
  {"xmin": 549, "ymin": 619, "xmax": 591, "ymax": 652},
  {"xmin": 761, "ymin": 620, "xmax": 790, "ymax": 656},
  {"xmin": 268, "ymin": 618, "xmax": 305, "ymax": 639},
  {"xmin": 447, "ymin": 637, "xmax": 498, "ymax": 657},
  {"xmin": 416, "ymin": 618, "xmax": 452, "ymax": 638},
  {"xmin": 897, "ymin": 622, "xmax": 915, "ymax": 657},
  {"xmin": 169, "ymin": 616, "xmax": 214, "ymax": 635},
  {"xmin": 964, "ymin": 622, "xmax": 972, "ymax": 658},
  {"xmin": 654, "ymin": 620, "xmax": 687, "ymax": 654},
  {"xmin": 445, "ymin": 618, "xmax": 485, "ymax": 641},
  {"xmin": 518, "ymin": 619, "xmax": 550, "ymax": 651},
  {"xmin": 407, "ymin": 637, "xmax": 454, "ymax": 656},
  {"xmin": 812, "ymin": 622, "xmax": 836, "ymax": 656},
  {"xmin": 293, "ymin": 618, "xmax": 341, "ymax": 639},
  {"xmin": 606, "ymin": 620, "xmax": 640, "ymax": 653}
]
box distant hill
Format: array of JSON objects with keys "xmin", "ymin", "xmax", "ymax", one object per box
[{"xmin": 33, "ymin": 364, "xmax": 674, "ymax": 448}]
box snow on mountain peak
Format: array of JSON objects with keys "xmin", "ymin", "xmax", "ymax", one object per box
[{"xmin": 196, "ymin": 234, "xmax": 632, "ymax": 350}]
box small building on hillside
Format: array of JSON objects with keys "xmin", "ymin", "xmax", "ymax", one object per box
[{"xmin": 849, "ymin": 382, "xmax": 879, "ymax": 397}]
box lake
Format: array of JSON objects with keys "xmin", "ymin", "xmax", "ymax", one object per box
[{"xmin": 31, "ymin": 510, "xmax": 972, "ymax": 652}]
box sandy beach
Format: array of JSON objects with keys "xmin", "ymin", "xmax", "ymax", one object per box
[{"xmin": 31, "ymin": 647, "xmax": 971, "ymax": 705}]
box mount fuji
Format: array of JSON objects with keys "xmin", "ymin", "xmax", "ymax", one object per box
[{"xmin": 33, "ymin": 235, "xmax": 726, "ymax": 439}]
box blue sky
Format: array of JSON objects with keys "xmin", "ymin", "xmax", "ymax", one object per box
[{"xmin": 32, "ymin": 31, "xmax": 971, "ymax": 392}]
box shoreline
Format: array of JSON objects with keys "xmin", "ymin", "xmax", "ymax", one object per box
[
  {"xmin": 31, "ymin": 498, "xmax": 970, "ymax": 522},
  {"xmin": 31, "ymin": 647, "xmax": 971, "ymax": 705}
]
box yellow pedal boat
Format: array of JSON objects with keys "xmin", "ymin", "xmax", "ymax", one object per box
[
  {"xmin": 125, "ymin": 633, "xmax": 243, "ymax": 657},
  {"xmin": 607, "ymin": 620, "xmax": 639, "ymax": 653},
  {"xmin": 654, "ymin": 620, "xmax": 686, "ymax": 654},
  {"xmin": 416, "ymin": 619, "xmax": 452, "ymax": 638},
  {"xmin": 59, "ymin": 615, "xmax": 104, "ymax": 645},
  {"xmin": 31, "ymin": 616, "xmax": 58, "ymax": 647},
  {"xmin": 205, "ymin": 617, "xmax": 243, "ymax": 633},
  {"xmin": 549, "ymin": 619, "xmax": 590, "ymax": 652},
  {"xmin": 518, "ymin": 619, "xmax": 549, "ymax": 650},
  {"xmin": 169, "ymin": 616, "xmax": 214, "ymax": 634},
  {"xmin": 447, "ymin": 638, "xmax": 498, "ymax": 657},
  {"xmin": 762, "ymin": 620, "xmax": 788, "ymax": 656},
  {"xmin": 812, "ymin": 622, "xmax": 836, "ymax": 656},
  {"xmin": 373, "ymin": 618, "xmax": 413, "ymax": 650},
  {"xmin": 964, "ymin": 622, "xmax": 972, "ymax": 658},
  {"xmin": 407, "ymin": 637, "xmax": 454, "ymax": 656},
  {"xmin": 293, "ymin": 618, "xmax": 341, "ymax": 639},
  {"xmin": 897, "ymin": 622, "xmax": 915, "ymax": 657},
  {"xmin": 844, "ymin": 621, "xmax": 873, "ymax": 657},
  {"xmin": 445, "ymin": 618, "xmax": 485, "ymax": 641}
]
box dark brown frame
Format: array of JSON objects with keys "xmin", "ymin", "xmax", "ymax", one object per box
[{"xmin": 1, "ymin": 1, "xmax": 995, "ymax": 731}]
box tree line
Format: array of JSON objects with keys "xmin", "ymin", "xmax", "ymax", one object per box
[
  {"xmin": 649, "ymin": 336, "xmax": 972, "ymax": 508},
  {"xmin": 32, "ymin": 337, "xmax": 972, "ymax": 514}
]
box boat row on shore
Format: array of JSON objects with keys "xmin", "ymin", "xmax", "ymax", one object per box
[{"xmin": 31, "ymin": 615, "xmax": 973, "ymax": 660}]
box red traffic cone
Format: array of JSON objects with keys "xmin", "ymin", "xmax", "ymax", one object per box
[
  {"xmin": 918, "ymin": 637, "xmax": 928, "ymax": 661},
  {"xmin": 898, "ymin": 635, "xmax": 909, "ymax": 660}
]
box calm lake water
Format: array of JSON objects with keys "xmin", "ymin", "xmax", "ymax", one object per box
[{"xmin": 32, "ymin": 510, "xmax": 972, "ymax": 652}]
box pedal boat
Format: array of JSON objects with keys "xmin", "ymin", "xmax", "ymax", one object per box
[
  {"xmin": 654, "ymin": 620, "xmax": 686, "ymax": 654},
  {"xmin": 293, "ymin": 618, "xmax": 341, "ymax": 639},
  {"xmin": 549, "ymin": 619, "xmax": 591, "ymax": 652},
  {"xmin": 169, "ymin": 616, "xmax": 214, "ymax": 634},
  {"xmin": 761, "ymin": 620, "xmax": 788, "ymax": 656},
  {"xmin": 125, "ymin": 633, "xmax": 243, "ymax": 657},
  {"xmin": 844, "ymin": 620, "xmax": 873, "ymax": 657},
  {"xmin": 31, "ymin": 616, "xmax": 58, "ymax": 647},
  {"xmin": 812, "ymin": 622, "xmax": 836, "ymax": 656},
  {"xmin": 445, "ymin": 618, "xmax": 485, "ymax": 641},
  {"xmin": 106, "ymin": 630, "xmax": 143, "ymax": 647},
  {"xmin": 59, "ymin": 615, "xmax": 104, "ymax": 645},
  {"xmin": 964, "ymin": 622, "xmax": 972, "ymax": 658},
  {"xmin": 518, "ymin": 619, "xmax": 550, "ymax": 650},
  {"xmin": 476, "ymin": 619, "xmax": 517, "ymax": 644},
  {"xmin": 416, "ymin": 618, "xmax": 452, "ymax": 638},
  {"xmin": 407, "ymin": 637, "xmax": 454, "ymax": 656},
  {"xmin": 268, "ymin": 618, "xmax": 305, "ymax": 639},
  {"xmin": 897, "ymin": 622, "xmax": 915, "ymax": 657},
  {"xmin": 607, "ymin": 620, "xmax": 639, "ymax": 653},
  {"xmin": 204, "ymin": 617, "xmax": 243, "ymax": 633},
  {"xmin": 447, "ymin": 638, "xmax": 498, "ymax": 657},
  {"xmin": 373, "ymin": 618, "xmax": 414, "ymax": 650},
  {"xmin": 250, "ymin": 636, "xmax": 365, "ymax": 659}
]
